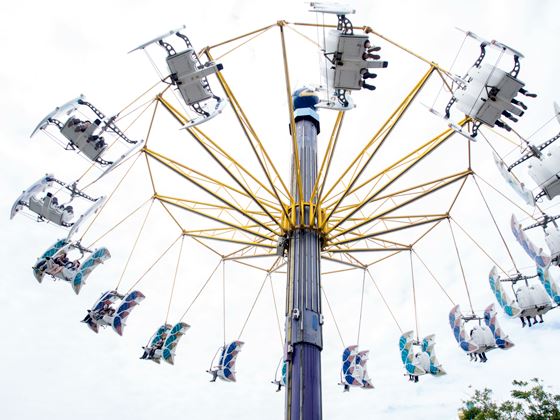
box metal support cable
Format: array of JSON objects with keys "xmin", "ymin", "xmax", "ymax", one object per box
[
  {"xmin": 115, "ymin": 199, "xmax": 155, "ymax": 290},
  {"xmin": 451, "ymin": 217, "xmax": 510, "ymax": 277},
  {"xmin": 285, "ymin": 23, "xmax": 321, "ymax": 48},
  {"xmin": 144, "ymin": 49, "xmax": 165, "ymax": 82},
  {"xmin": 472, "ymin": 176, "xmax": 519, "ymax": 272},
  {"xmin": 447, "ymin": 174, "xmax": 469, "ymax": 214},
  {"xmin": 116, "ymin": 79, "xmax": 165, "ymax": 119},
  {"xmin": 321, "ymin": 286, "xmax": 345, "ymax": 348},
  {"xmin": 142, "ymin": 98, "xmax": 161, "ymax": 152},
  {"xmin": 158, "ymin": 200, "xmax": 183, "ymax": 231},
  {"xmin": 366, "ymin": 269, "xmax": 403, "ymax": 334},
  {"xmin": 412, "ymin": 250, "xmax": 455, "ymax": 306},
  {"xmin": 269, "ymin": 274, "xmax": 284, "ymax": 349},
  {"xmin": 165, "ymin": 235, "xmax": 185, "ymax": 324},
  {"xmin": 238, "ymin": 273, "xmax": 269, "ymax": 340},
  {"xmin": 112, "ymin": 98, "xmax": 157, "ymax": 146},
  {"xmin": 125, "ymin": 234, "xmax": 183, "ymax": 294},
  {"xmin": 80, "ymin": 152, "xmax": 143, "ymax": 244},
  {"xmin": 86, "ymin": 196, "xmax": 152, "ymax": 248},
  {"xmin": 474, "ymin": 172, "xmax": 536, "ymax": 220},
  {"xmin": 410, "ymin": 251, "xmax": 419, "ymax": 341},
  {"xmin": 222, "ymin": 259, "xmax": 226, "ymax": 346},
  {"xmin": 479, "ymin": 128, "xmax": 521, "ymax": 161},
  {"xmin": 447, "ymin": 219, "xmax": 474, "ymax": 314},
  {"xmin": 179, "ymin": 260, "xmax": 222, "ymax": 321},
  {"xmin": 431, "ymin": 33, "xmax": 468, "ymax": 108},
  {"xmin": 356, "ymin": 269, "xmax": 366, "ymax": 346},
  {"xmin": 213, "ymin": 25, "xmax": 275, "ymax": 61},
  {"xmin": 526, "ymin": 112, "xmax": 560, "ymax": 141},
  {"xmin": 207, "ymin": 23, "xmax": 276, "ymax": 50}
]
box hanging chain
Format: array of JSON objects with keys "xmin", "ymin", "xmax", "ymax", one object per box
[
  {"xmin": 222, "ymin": 259, "xmax": 226, "ymax": 346},
  {"xmin": 165, "ymin": 235, "xmax": 185, "ymax": 323},
  {"xmin": 356, "ymin": 269, "xmax": 366, "ymax": 346},
  {"xmin": 366, "ymin": 269, "xmax": 403, "ymax": 334},
  {"xmin": 448, "ymin": 219, "xmax": 475, "ymax": 314},
  {"xmin": 412, "ymin": 249, "xmax": 455, "ymax": 306},
  {"xmin": 321, "ymin": 285, "xmax": 345, "ymax": 347},
  {"xmin": 238, "ymin": 273, "xmax": 269, "ymax": 340},
  {"xmin": 179, "ymin": 260, "xmax": 222, "ymax": 321},
  {"xmin": 472, "ymin": 176, "xmax": 519, "ymax": 272},
  {"xmin": 269, "ymin": 274, "xmax": 284, "ymax": 349},
  {"xmin": 125, "ymin": 234, "xmax": 182, "ymax": 294},
  {"xmin": 115, "ymin": 199, "xmax": 155, "ymax": 291},
  {"xmin": 410, "ymin": 251, "xmax": 419, "ymax": 342}
]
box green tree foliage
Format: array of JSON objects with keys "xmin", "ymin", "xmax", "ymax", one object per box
[{"xmin": 459, "ymin": 378, "xmax": 560, "ymax": 420}]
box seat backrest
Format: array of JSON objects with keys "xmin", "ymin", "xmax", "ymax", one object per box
[
  {"xmin": 545, "ymin": 226, "xmax": 560, "ymax": 258},
  {"xmin": 529, "ymin": 285, "xmax": 551, "ymax": 307},
  {"xmin": 528, "ymin": 153, "xmax": 560, "ymax": 186},
  {"xmin": 516, "ymin": 285, "xmax": 535, "ymax": 309},
  {"xmin": 80, "ymin": 140, "xmax": 104, "ymax": 161},
  {"xmin": 61, "ymin": 208, "xmax": 74, "ymax": 224},
  {"xmin": 45, "ymin": 202, "xmax": 64, "ymax": 225},
  {"xmin": 29, "ymin": 196, "xmax": 44, "ymax": 214},
  {"xmin": 167, "ymin": 49, "xmax": 198, "ymax": 78},
  {"xmin": 61, "ymin": 119, "xmax": 100, "ymax": 151}
]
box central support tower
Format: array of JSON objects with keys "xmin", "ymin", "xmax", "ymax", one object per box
[{"xmin": 285, "ymin": 89, "xmax": 323, "ymax": 420}]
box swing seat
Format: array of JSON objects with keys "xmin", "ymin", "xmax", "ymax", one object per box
[
  {"xmin": 60, "ymin": 118, "xmax": 106, "ymax": 161},
  {"xmin": 528, "ymin": 147, "xmax": 560, "ymax": 200},
  {"xmin": 545, "ymin": 225, "xmax": 560, "ymax": 262},
  {"xmin": 455, "ymin": 63, "xmax": 525, "ymax": 127},
  {"xmin": 167, "ymin": 50, "xmax": 223, "ymax": 106},
  {"xmin": 515, "ymin": 285, "xmax": 552, "ymax": 317},
  {"xmin": 322, "ymin": 31, "xmax": 388, "ymax": 91}
]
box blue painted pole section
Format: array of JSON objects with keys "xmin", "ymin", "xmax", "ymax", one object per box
[{"xmin": 285, "ymin": 89, "xmax": 323, "ymax": 420}]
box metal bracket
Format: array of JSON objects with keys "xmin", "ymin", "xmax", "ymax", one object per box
[
  {"xmin": 292, "ymin": 308, "xmax": 300, "ymax": 320},
  {"xmin": 337, "ymin": 15, "xmax": 353, "ymax": 34},
  {"xmin": 158, "ymin": 39, "xmax": 177, "ymax": 56},
  {"xmin": 444, "ymin": 96, "xmax": 457, "ymax": 119},
  {"xmin": 470, "ymin": 121, "xmax": 482, "ymax": 138},
  {"xmin": 78, "ymin": 100, "xmax": 136, "ymax": 144},
  {"xmin": 190, "ymin": 102, "xmax": 209, "ymax": 117},
  {"xmin": 523, "ymin": 213, "xmax": 560, "ymax": 231},
  {"xmin": 64, "ymin": 181, "xmax": 97, "ymax": 202},
  {"xmin": 510, "ymin": 55, "xmax": 521, "ymax": 78},
  {"xmin": 535, "ymin": 190, "xmax": 547, "ymax": 202},
  {"xmin": 95, "ymin": 155, "xmax": 114, "ymax": 166},
  {"xmin": 175, "ymin": 32, "xmax": 194, "ymax": 49},
  {"xmin": 335, "ymin": 89, "xmax": 349, "ymax": 108},
  {"xmin": 78, "ymin": 99, "xmax": 106, "ymax": 120},
  {"xmin": 507, "ymin": 143, "xmax": 542, "ymax": 170},
  {"xmin": 276, "ymin": 235, "xmax": 289, "ymax": 256},
  {"xmin": 48, "ymin": 118, "xmax": 64, "ymax": 130},
  {"xmin": 105, "ymin": 116, "xmax": 137, "ymax": 144},
  {"xmin": 471, "ymin": 42, "xmax": 487, "ymax": 69}
]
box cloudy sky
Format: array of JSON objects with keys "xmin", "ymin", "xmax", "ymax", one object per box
[{"xmin": 2, "ymin": 1, "xmax": 560, "ymax": 419}]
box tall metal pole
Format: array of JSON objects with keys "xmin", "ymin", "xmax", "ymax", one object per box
[{"xmin": 285, "ymin": 89, "xmax": 323, "ymax": 420}]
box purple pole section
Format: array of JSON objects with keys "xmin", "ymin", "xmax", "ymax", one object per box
[
  {"xmin": 290, "ymin": 344, "xmax": 322, "ymax": 419},
  {"xmin": 285, "ymin": 89, "xmax": 323, "ymax": 420}
]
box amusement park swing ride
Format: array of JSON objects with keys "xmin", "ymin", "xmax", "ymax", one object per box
[{"xmin": 10, "ymin": 2, "xmax": 560, "ymax": 419}]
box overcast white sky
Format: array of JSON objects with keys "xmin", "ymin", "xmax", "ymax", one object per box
[{"xmin": 2, "ymin": 1, "xmax": 560, "ymax": 419}]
